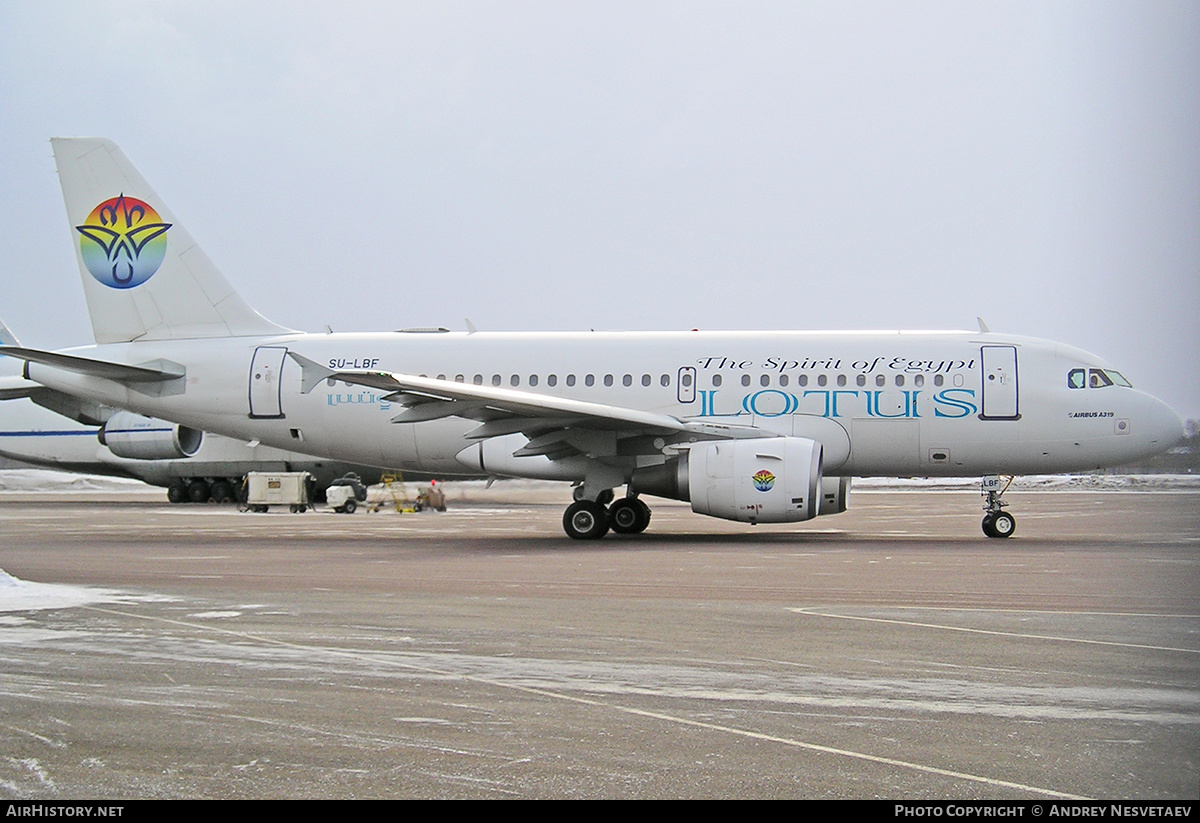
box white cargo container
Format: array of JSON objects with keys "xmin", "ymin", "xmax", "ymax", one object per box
[{"xmin": 245, "ymin": 471, "xmax": 312, "ymax": 513}]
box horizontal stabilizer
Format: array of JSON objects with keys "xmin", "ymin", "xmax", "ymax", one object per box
[
  {"xmin": 0, "ymin": 345, "xmax": 185, "ymax": 384},
  {"xmin": 0, "ymin": 375, "xmax": 40, "ymax": 400}
]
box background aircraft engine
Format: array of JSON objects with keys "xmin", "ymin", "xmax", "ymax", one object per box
[
  {"xmin": 687, "ymin": 437, "xmax": 823, "ymax": 523},
  {"xmin": 98, "ymin": 412, "xmax": 203, "ymax": 460}
]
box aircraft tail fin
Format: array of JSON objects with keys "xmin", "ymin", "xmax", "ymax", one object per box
[{"xmin": 51, "ymin": 138, "xmax": 292, "ymax": 344}]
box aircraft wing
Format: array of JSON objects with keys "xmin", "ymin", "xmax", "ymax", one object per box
[{"xmin": 288, "ymin": 352, "xmax": 767, "ymax": 459}]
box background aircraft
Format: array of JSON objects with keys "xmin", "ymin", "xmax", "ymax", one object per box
[{"xmin": 2, "ymin": 322, "xmax": 384, "ymax": 502}]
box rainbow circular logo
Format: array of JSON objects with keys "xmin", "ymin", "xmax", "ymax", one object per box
[
  {"xmin": 76, "ymin": 194, "xmax": 172, "ymax": 289},
  {"xmin": 752, "ymin": 470, "xmax": 776, "ymax": 492}
]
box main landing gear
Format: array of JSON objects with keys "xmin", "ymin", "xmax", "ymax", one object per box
[
  {"xmin": 981, "ymin": 475, "xmax": 1016, "ymax": 539},
  {"xmin": 563, "ymin": 492, "xmax": 652, "ymax": 540}
]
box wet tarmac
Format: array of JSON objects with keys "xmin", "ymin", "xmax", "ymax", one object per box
[{"xmin": 0, "ymin": 488, "xmax": 1197, "ymax": 799}]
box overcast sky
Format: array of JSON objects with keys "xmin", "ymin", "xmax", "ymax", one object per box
[{"xmin": 2, "ymin": 1, "xmax": 1197, "ymax": 417}]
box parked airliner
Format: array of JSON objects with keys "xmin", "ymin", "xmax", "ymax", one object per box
[
  {"xmin": 0, "ymin": 396, "xmax": 384, "ymax": 503},
  {"xmin": 0, "ymin": 138, "xmax": 1183, "ymax": 538}
]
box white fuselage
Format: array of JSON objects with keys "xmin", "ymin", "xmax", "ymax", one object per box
[{"xmin": 24, "ymin": 328, "xmax": 1183, "ymax": 484}]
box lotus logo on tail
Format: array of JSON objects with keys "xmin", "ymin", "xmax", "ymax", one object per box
[
  {"xmin": 76, "ymin": 194, "xmax": 172, "ymax": 289},
  {"xmin": 752, "ymin": 470, "xmax": 776, "ymax": 492}
]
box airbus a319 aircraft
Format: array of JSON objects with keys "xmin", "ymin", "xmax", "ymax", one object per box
[{"xmin": 0, "ymin": 138, "xmax": 1183, "ymax": 539}]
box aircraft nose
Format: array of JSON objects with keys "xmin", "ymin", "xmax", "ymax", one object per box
[{"xmin": 1143, "ymin": 395, "xmax": 1185, "ymax": 453}]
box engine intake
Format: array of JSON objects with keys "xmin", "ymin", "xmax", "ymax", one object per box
[{"xmin": 99, "ymin": 412, "xmax": 203, "ymax": 460}]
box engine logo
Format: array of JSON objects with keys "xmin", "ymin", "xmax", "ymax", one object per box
[
  {"xmin": 76, "ymin": 194, "xmax": 172, "ymax": 289},
  {"xmin": 752, "ymin": 470, "xmax": 776, "ymax": 492}
]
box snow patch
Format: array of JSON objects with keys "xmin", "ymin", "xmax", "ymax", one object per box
[
  {"xmin": 854, "ymin": 474, "xmax": 1200, "ymax": 491},
  {"xmin": 0, "ymin": 567, "xmax": 174, "ymax": 613},
  {"xmin": 0, "ymin": 469, "xmax": 153, "ymax": 493}
]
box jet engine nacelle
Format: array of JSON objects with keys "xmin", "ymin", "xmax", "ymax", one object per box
[
  {"xmin": 688, "ymin": 436, "xmax": 823, "ymax": 524},
  {"xmin": 98, "ymin": 411, "xmax": 203, "ymax": 460},
  {"xmin": 819, "ymin": 476, "xmax": 851, "ymax": 515}
]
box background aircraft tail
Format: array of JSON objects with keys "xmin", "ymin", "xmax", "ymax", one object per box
[
  {"xmin": 51, "ymin": 138, "xmax": 291, "ymax": 344},
  {"xmin": 0, "ymin": 319, "xmax": 18, "ymax": 347}
]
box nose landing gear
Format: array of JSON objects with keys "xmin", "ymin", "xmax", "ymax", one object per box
[{"xmin": 981, "ymin": 475, "xmax": 1016, "ymax": 538}]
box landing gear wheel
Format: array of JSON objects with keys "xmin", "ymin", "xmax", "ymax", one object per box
[
  {"xmin": 187, "ymin": 479, "xmax": 210, "ymax": 504},
  {"xmin": 209, "ymin": 480, "xmax": 234, "ymax": 504},
  {"xmin": 982, "ymin": 513, "xmax": 996, "ymax": 537},
  {"xmin": 563, "ymin": 500, "xmax": 610, "ymax": 540},
  {"xmin": 608, "ymin": 498, "xmax": 651, "ymax": 534},
  {"xmin": 167, "ymin": 482, "xmax": 188, "ymax": 504},
  {"xmin": 988, "ymin": 511, "xmax": 1015, "ymax": 538}
]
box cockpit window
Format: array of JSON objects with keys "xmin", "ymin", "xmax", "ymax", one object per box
[{"xmin": 1068, "ymin": 368, "xmax": 1133, "ymax": 389}]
